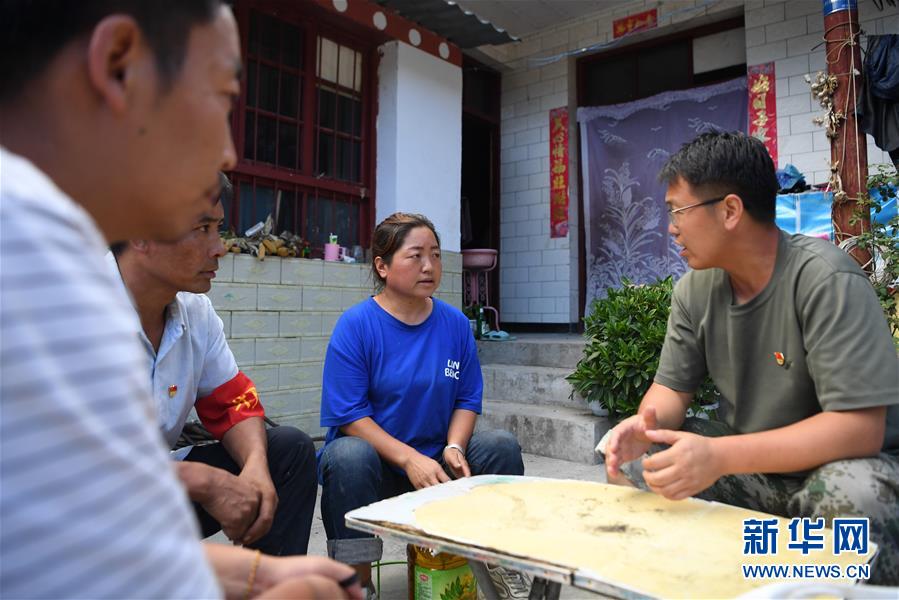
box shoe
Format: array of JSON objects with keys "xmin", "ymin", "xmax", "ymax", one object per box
[{"xmin": 479, "ymin": 564, "xmax": 531, "ymax": 599}]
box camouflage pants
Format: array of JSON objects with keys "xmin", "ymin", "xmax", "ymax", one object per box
[{"xmin": 621, "ymin": 418, "xmax": 899, "ymax": 585}]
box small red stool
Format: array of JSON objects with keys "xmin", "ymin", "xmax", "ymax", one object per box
[{"xmin": 461, "ymin": 249, "xmax": 499, "ymax": 331}]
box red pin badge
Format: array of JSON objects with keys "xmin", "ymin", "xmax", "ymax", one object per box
[{"xmin": 168, "ymin": 384, "xmax": 178, "ymax": 398}]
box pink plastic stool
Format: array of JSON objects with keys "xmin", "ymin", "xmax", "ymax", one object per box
[{"xmin": 461, "ymin": 249, "xmax": 499, "ymax": 331}]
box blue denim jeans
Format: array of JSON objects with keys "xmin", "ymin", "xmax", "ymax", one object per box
[{"xmin": 318, "ymin": 429, "xmax": 524, "ymax": 563}]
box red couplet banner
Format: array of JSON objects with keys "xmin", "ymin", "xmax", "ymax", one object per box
[
  {"xmin": 549, "ymin": 107, "xmax": 569, "ymax": 238},
  {"xmin": 613, "ymin": 8, "xmax": 658, "ymax": 39},
  {"xmin": 748, "ymin": 63, "xmax": 778, "ymax": 165}
]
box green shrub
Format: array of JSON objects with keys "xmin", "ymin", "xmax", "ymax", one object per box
[
  {"xmin": 567, "ymin": 277, "xmax": 716, "ymax": 419},
  {"xmin": 851, "ymin": 165, "xmax": 899, "ymax": 345}
]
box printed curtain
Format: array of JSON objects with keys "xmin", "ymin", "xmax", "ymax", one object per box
[{"xmin": 577, "ymin": 78, "xmax": 748, "ymax": 308}]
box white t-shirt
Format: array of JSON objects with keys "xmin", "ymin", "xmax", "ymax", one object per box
[
  {"xmin": 108, "ymin": 255, "xmax": 239, "ymax": 449},
  {"xmin": 0, "ymin": 147, "xmax": 222, "ymax": 598}
]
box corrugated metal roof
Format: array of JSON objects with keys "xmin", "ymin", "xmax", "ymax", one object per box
[{"xmin": 377, "ymin": 0, "xmax": 518, "ymax": 48}]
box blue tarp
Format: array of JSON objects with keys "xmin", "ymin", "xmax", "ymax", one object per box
[{"xmin": 776, "ymin": 188, "xmax": 897, "ymax": 240}]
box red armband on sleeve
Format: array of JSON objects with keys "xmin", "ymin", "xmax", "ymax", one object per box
[{"xmin": 195, "ymin": 371, "xmax": 265, "ymax": 439}]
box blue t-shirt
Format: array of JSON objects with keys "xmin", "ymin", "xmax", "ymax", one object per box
[{"xmin": 320, "ymin": 297, "xmax": 482, "ymax": 462}]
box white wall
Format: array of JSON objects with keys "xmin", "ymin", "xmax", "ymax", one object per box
[
  {"xmin": 376, "ymin": 41, "xmax": 463, "ymax": 251},
  {"xmin": 481, "ymin": 0, "xmax": 897, "ymax": 325}
]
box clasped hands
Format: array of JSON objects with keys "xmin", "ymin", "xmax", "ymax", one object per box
[
  {"xmin": 605, "ymin": 407, "xmax": 723, "ymax": 500},
  {"xmin": 202, "ymin": 457, "xmax": 278, "ymax": 546},
  {"xmin": 402, "ymin": 445, "xmax": 471, "ymax": 490}
]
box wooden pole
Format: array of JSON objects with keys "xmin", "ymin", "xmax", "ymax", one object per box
[{"xmin": 823, "ymin": 0, "xmax": 871, "ymax": 268}]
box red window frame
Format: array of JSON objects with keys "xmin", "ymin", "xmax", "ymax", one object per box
[{"xmin": 227, "ymin": 0, "xmax": 377, "ymax": 251}]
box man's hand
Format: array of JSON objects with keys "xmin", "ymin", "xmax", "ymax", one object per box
[
  {"xmin": 237, "ymin": 455, "xmax": 278, "ymax": 546},
  {"xmin": 442, "ymin": 446, "xmax": 471, "ymax": 479},
  {"xmin": 256, "ymin": 555, "xmax": 363, "ymax": 600},
  {"xmin": 403, "ymin": 451, "xmax": 450, "ymax": 489},
  {"xmin": 604, "ymin": 406, "xmax": 658, "ymax": 479},
  {"xmin": 201, "ymin": 467, "xmax": 261, "ymax": 544},
  {"xmin": 641, "ymin": 429, "xmax": 722, "ymax": 500}
]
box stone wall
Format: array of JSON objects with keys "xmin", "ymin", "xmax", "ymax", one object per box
[{"xmin": 207, "ymin": 252, "xmax": 463, "ymax": 436}]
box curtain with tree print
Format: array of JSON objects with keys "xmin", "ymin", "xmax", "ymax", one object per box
[{"xmin": 577, "ymin": 77, "xmax": 748, "ymax": 308}]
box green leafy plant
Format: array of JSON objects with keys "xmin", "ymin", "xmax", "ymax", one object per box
[
  {"xmin": 567, "ymin": 277, "xmax": 716, "ymax": 420},
  {"xmin": 849, "ymin": 165, "xmax": 899, "ymax": 345}
]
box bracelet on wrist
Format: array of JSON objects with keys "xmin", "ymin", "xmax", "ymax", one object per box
[
  {"xmin": 244, "ymin": 549, "xmax": 262, "ymax": 600},
  {"xmin": 445, "ymin": 443, "xmax": 466, "ymax": 457}
]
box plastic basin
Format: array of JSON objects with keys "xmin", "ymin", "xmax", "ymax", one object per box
[{"xmin": 462, "ymin": 249, "xmax": 498, "ymax": 269}]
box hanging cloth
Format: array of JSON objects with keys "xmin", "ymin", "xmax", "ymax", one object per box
[{"xmin": 858, "ymin": 34, "xmax": 899, "ymax": 166}]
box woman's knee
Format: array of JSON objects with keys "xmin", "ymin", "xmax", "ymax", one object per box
[
  {"xmin": 472, "ymin": 429, "xmax": 524, "ymax": 475},
  {"xmin": 319, "ymin": 436, "xmax": 381, "ymax": 482}
]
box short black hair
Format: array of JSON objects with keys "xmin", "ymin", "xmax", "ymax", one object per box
[
  {"xmin": 658, "ymin": 131, "xmax": 779, "ymax": 223},
  {"xmin": 0, "ymin": 0, "xmax": 223, "ymax": 104}
]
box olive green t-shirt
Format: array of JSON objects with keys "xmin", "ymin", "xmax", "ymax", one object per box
[{"xmin": 655, "ymin": 230, "xmax": 899, "ymax": 454}]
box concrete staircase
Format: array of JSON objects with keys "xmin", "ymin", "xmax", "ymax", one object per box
[{"xmin": 475, "ymin": 334, "xmax": 611, "ymax": 465}]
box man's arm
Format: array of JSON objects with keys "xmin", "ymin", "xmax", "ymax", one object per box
[
  {"xmin": 221, "ymin": 417, "xmax": 277, "ymax": 546},
  {"xmin": 642, "ymin": 406, "xmax": 887, "ymax": 500},
  {"xmin": 203, "ymin": 543, "xmax": 362, "ymax": 600},
  {"xmin": 174, "ymin": 460, "xmax": 261, "ymax": 542}
]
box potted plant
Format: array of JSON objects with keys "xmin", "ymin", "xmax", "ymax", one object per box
[{"xmin": 567, "ymin": 277, "xmax": 716, "ymax": 420}]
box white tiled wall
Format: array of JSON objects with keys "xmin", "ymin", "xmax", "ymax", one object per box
[
  {"xmin": 207, "ymin": 252, "xmax": 463, "ymax": 435},
  {"xmin": 482, "ymin": 0, "xmax": 896, "ymax": 325}
]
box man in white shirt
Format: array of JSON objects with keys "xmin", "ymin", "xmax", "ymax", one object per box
[
  {"xmin": 112, "ymin": 176, "xmax": 317, "ymax": 556},
  {"xmin": 0, "ymin": 1, "xmax": 359, "ymax": 598}
]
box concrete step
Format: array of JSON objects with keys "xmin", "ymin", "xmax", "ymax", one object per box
[
  {"xmin": 478, "ymin": 399, "xmax": 611, "ymax": 465},
  {"xmin": 482, "ymin": 363, "xmax": 583, "ymax": 409},
  {"xmin": 476, "ymin": 334, "xmax": 586, "ymax": 369}
]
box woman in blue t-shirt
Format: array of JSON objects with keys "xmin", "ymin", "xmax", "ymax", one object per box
[{"xmin": 318, "ymin": 212, "xmax": 524, "ymax": 586}]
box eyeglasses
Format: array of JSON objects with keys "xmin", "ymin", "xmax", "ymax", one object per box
[{"xmin": 666, "ymin": 195, "xmax": 727, "ymax": 226}]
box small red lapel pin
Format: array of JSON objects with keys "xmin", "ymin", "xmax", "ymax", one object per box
[{"xmin": 168, "ymin": 384, "xmax": 178, "ymax": 398}]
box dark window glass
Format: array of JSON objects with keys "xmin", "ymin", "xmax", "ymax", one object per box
[
  {"xmin": 277, "ymin": 189, "xmax": 297, "ymax": 232},
  {"xmin": 337, "ymin": 137, "xmax": 352, "ymax": 181},
  {"xmin": 243, "ymin": 114, "xmax": 255, "ymax": 159},
  {"xmin": 246, "ymin": 62, "xmax": 257, "ymax": 107},
  {"xmin": 337, "ymin": 94, "xmax": 355, "ymax": 135},
  {"xmin": 305, "ymin": 195, "xmax": 329, "ymax": 247},
  {"xmin": 248, "ymin": 12, "xmax": 258, "ymax": 56},
  {"xmin": 259, "ymin": 15, "xmax": 280, "ymax": 62},
  {"xmin": 334, "ymin": 198, "xmax": 354, "ymax": 245},
  {"xmin": 278, "ymin": 123, "xmax": 298, "ymax": 170},
  {"xmin": 282, "ymin": 24, "xmax": 302, "ymax": 68},
  {"xmin": 317, "ymin": 133, "xmax": 333, "ymax": 177},
  {"xmin": 280, "ymin": 72, "xmax": 299, "ymax": 118},
  {"xmin": 257, "ymin": 115, "xmax": 277, "ymax": 164},
  {"xmin": 318, "ymin": 88, "xmax": 336, "ymax": 130},
  {"xmin": 259, "ymin": 64, "xmax": 279, "ymax": 113}
]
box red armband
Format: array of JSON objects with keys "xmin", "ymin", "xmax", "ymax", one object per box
[{"xmin": 195, "ymin": 371, "xmax": 265, "ymax": 439}]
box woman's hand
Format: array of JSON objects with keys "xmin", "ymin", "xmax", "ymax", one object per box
[
  {"xmin": 442, "ymin": 446, "xmax": 471, "ymax": 479},
  {"xmin": 402, "ymin": 451, "xmax": 450, "ymax": 489}
]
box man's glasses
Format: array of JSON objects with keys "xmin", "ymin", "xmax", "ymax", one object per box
[{"xmin": 666, "ymin": 196, "xmax": 727, "ymax": 226}]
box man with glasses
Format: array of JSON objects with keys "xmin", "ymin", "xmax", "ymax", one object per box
[{"xmin": 603, "ymin": 131, "xmax": 899, "ymax": 584}]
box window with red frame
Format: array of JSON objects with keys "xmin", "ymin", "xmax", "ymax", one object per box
[{"xmin": 224, "ymin": 6, "xmax": 374, "ymax": 252}]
